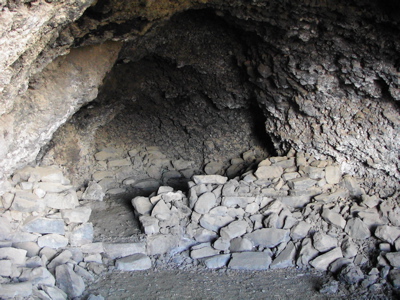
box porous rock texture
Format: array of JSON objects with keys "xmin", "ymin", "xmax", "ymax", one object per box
[{"xmin": 0, "ymin": 0, "xmax": 399, "ymax": 198}]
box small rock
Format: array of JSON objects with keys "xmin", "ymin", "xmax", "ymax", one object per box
[
  {"xmin": 245, "ymin": 228, "xmax": 289, "ymax": 248},
  {"xmin": 220, "ymin": 220, "xmax": 248, "ymax": 240},
  {"xmin": 194, "ymin": 192, "xmax": 217, "ymax": 214},
  {"xmin": 44, "ymin": 191, "xmax": 79, "ymax": 209},
  {"xmin": 81, "ymin": 243, "xmax": 104, "ymax": 254},
  {"xmin": 222, "ymin": 196, "xmax": 254, "ymax": 208},
  {"xmin": 115, "ymin": 253, "xmax": 152, "ymax": 271},
  {"xmin": 139, "ymin": 216, "xmax": 160, "ymax": 235},
  {"xmin": 103, "ymin": 242, "xmax": 146, "ymax": 259},
  {"xmin": 81, "ymin": 181, "xmax": 105, "ymax": 201},
  {"xmin": 69, "ymin": 223, "xmax": 94, "ymax": 246},
  {"xmin": 328, "ymin": 257, "xmax": 353, "ymax": 274},
  {"xmin": 56, "ymin": 264, "xmax": 85, "ymax": 298},
  {"xmin": 0, "ymin": 247, "xmax": 27, "ymax": 265},
  {"xmin": 12, "ymin": 241, "xmax": 40, "ymax": 257},
  {"xmin": 204, "ymin": 254, "xmax": 231, "ymax": 269},
  {"xmin": 228, "ymin": 252, "xmax": 272, "ymax": 270},
  {"xmin": 41, "ymin": 285, "xmax": 68, "ymax": 300},
  {"xmin": 0, "ymin": 281, "xmax": 32, "ymax": 299},
  {"xmin": 199, "ymin": 214, "xmax": 235, "ymax": 232},
  {"xmin": 375, "ymin": 225, "xmax": 400, "ymax": 244},
  {"xmin": 270, "ymin": 242, "xmax": 296, "ymax": 269},
  {"xmin": 47, "ymin": 250, "xmax": 72, "ymax": 270},
  {"xmin": 61, "ymin": 206, "xmax": 92, "ymax": 224},
  {"xmin": 313, "ymin": 232, "xmax": 337, "ymax": 252},
  {"xmin": 38, "ymin": 234, "xmax": 68, "ymax": 249},
  {"xmin": 0, "ymin": 260, "xmax": 12, "ymax": 276},
  {"xmin": 193, "ymin": 175, "xmax": 228, "ymax": 185},
  {"xmin": 132, "ymin": 196, "xmax": 153, "ymax": 215},
  {"xmin": 386, "ymin": 252, "xmax": 400, "ymax": 268},
  {"xmin": 321, "ymin": 209, "xmax": 346, "ymax": 229},
  {"xmin": 341, "ymin": 238, "xmax": 358, "ymax": 258},
  {"xmin": 87, "ymin": 294, "xmax": 105, "ymax": 300},
  {"xmin": 193, "ymin": 228, "xmax": 218, "ymax": 243},
  {"xmin": 319, "ymin": 280, "xmax": 339, "ymax": 295},
  {"xmin": 151, "ymin": 200, "xmax": 170, "ymax": 218},
  {"xmin": 290, "ymin": 221, "xmax": 311, "ymax": 241},
  {"xmin": 255, "ymin": 165, "xmax": 283, "ymax": 180},
  {"xmin": 310, "ymin": 247, "xmax": 343, "ymax": 271},
  {"xmin": 325, "ymin": 165, "xmax": 341, "ymax": 184},
  {"xmin": 23, "ymin": 217, "xmax": 65, "ymax": 234},
  {"xmin": 343, "ymin": 175, "xmax": 363, "ymax": 197},
  {"xmin": 229, "ymin": 237, "xmax": 253, "ymax": 252},
  {"xmin": 389, "ymin": 268, "xmax": 400, "ymax": 288},
  {"xmin": 338, "ymin": 264, "xmax": 364, "ymax": 284},
  {"xmin": 146, "ymin": 235, "xmax": 179, "ymax": 255},
  {"xmin": 287, "ymin": 177, "xmax": 316, "ymax": 190},
  {"xmin": 345, "ymin": 218, "xmax": 370, "ymax": 240},
  {"xmin": 20, "ymin": 267, "xmax": 55, "ymax": 286},
  {"xmin": 191, "ymin": 244, "xmax": 219, "ymax": 259},
  {"xmin": 204, "ymin": 162, "xmax": 223, "ymax": 175}
]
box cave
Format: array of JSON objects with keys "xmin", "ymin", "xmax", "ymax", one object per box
[{"xmin": 0, "ymin": 0, "xmax": 399, "ymax": 299}]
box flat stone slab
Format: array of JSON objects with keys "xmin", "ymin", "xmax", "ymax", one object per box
[
  {"xmin": 220, "ymin": 220, "xmax": 248, "ymax": 240},
  {"xmin": 0, "ymin": 247, "xmax": 27, "ymax": 265},
  {"xmin": 56, "ymin": 264, "xmax": 85, "ymax": 298},
  {"xmin": 104, "ymin": 242, "xmax": 146, "ymax": 259},
  {"xmin": 375, "ymin": 225, "xmax": 400, "ymax": 244},
  {"xmin": 310, "ymin": 247, "xmax": 343, "ymax": 271},
  {"xmin": 38, "ymin": 234, "xmax": 68, "ymax": 249},
  {"xmin": 23, "ymin": 217, "xmax": 65, "ymax": 234},
  {"xmin": 115, "ymin": 253, "xmax": 152, "ymax": 271},
  {"xmin": 228, "ymin": 252, "xmax": 272, "ymax": 270},
  {"xmin": 386, "ymin": 252, "xmax": 400, "ymax": 268},
  {"xmin": 245, "ymin": 228, "xmax": 289, "ymax": 248},
  {"xmin": 194, "ymin": 192, "xmax": 217, "ymax": 214},
  {"xmin": 0, "ymin": 282, "xmax": 33, "ymax": 299},
  {"xmin": 204, "ymin": 254, "xmax": 231, "ymax": 269},
  {"xmin": 193, "ymin": 175, "xmax": 228, "ymax": 185}
]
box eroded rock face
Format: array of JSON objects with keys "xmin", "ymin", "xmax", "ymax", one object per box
[{"xmin": 0, "ymin": 0, "xmax": 399, "ymax": 196}]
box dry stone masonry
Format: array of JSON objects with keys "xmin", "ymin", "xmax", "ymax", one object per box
[{"xmin": 0, "ymin": 150, "xmax": 400, "ymax": 298}]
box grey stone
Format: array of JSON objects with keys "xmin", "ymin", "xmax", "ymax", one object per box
[
  {"xmin": 104, "ymin": 242, "xmax": 146, "ymax": 259},
  {"xmin": 0, "ymin": 282, "xmax": 32, "ymax": 299},
  {"xmin": 61, "ymin": 206, "xmax": 92, "ymax": 224},
  {"xmin": 325, "ymin": 165, "xmax": 341, "ymax": 184},
  {"xmin": 310, "ymin": 247, "xmax": 343, "ymax": 271},
  {"xmin": 11, "ymin": 190, "xmax": 44, "ymax": 212},
  {"xmin": 274, "ymin": 157, "xmax": 296, "ymax": 168},
  {"xmin": 255, "ymin": 165, "xmax": 283, "ymax": 180},
  {"xmin": 245, "ymin": 228, "xmax": 290, "ymax": 248},
  {"xmin": 204, "ymin": 254, "xmax": 231, "ymax": 269},
  {"xmin": 222, "ymin": 196, "xmax": 254, "ymax": 208},
  {"xmin": 341, "ymin": 238, "xmax": 358, "ymax": 258},
  {"xmin": 389, "ymin": 269, "xmax": 400, "ymax": 288},
  {"xmin": 146, "ymin": 235, "xmax": 179, "ymax": 255},
  {"xmin": 193, "ymin": 175, "xmax": 228, "ymax": 185},
  {"xmin": 360, "ymin": 194, "xmax": 380, "ymax": 208},
  {"xmin": 38, "ymin": 234, "xmax": 69, "ymax": 249},
  {"xmin": 44, "ymin": 191, "xmax": 79, "ymax": 209},
  {"xmin": 0, "ymin": 217, "xmax": 12, "ymax": 240},
  {"xmin": 230, "ymin": 237, "xmax": 253, "ymax": 252},
  {"xmin": 287, "ymin": 177, "xmax": 316, "ymax": 190},
  {"xmin": 194, "ymin": 192, "xmax": 217, "ymax": 214},
  {"xmin": 290, "ymin": 221, "xmax": 311, "ymax": 241},
  {"xmin": 313, "ymin": 232, "xmax": 337, "ymax": 252},
  {"xmin": 47, "ymin": 250, "xmax": 72, "ymax": 270},
  {"xmin": 191, "ymin": 244, "xmax": 220, "ymax": 259},
  {"xmin": 338, "ymin": 264, "xmax": 364, "ymax": 284},
  {"xmin": 313, "ymin": 189, "xmax": 349, "ymax": 203},
  {"xmin": 199, "ymin": 214, "xmax": 234, "ymax": 232},
  {"xmin": 115, "ymin": 253, "xmax": 152, "ymax": 271},
  {"xmin": 29, "ymin": 167, "xmax": 65, "ymax": 183},
  {"xmin": 386, "ymin": 252, "xmax": 400, "ymax": 268},
  {"xmin": 41, "ymin": 286, "xmax": 68, "ymax": 300},
  {"xmin": 282, "ymin": 172, "xmax": 300, "ymax": 181},
  {"xmin": 92, "ymin": 170, "xmax": 114, "ymax": 181},
  {"xmin": 270, "ymin": 242, "xmax": 296, "ymax": 269},
  {"xmin": 278, "ymin": 195, "xmax": 311, "ymax": 208},
  {"xmin": 37, "ymin": 182, "xmax": 73, "ymax": 193},
  {"xmin": 194, "ymin": 228, "xmax": 218, "ymax": 243},
  {"xmin": 395, "ymin": 238, "xmax": 400, "ymax": 251},
  {"xmin": 319, "ymin": 280, "xmax": 339, "ymax": 295},
  {"xmin": 81, "ymin": 243, "xmax": 104, "ymax": 254},
  {"xmin": 220, "ymin": 220, "xmax": 248, "ymax": 240},
  {"xmin": 56, "ymin": 264, "xmax": 85, "ymax": 298},
  {"xmin": 151, "ymin": 200, "xmax": 170, "ymax": 218},
  {"xmin": 345, "ymin": 218, "xmax": 370, "ymax": 240},
  {"xmin": 228, "ymin": 252, "xmax": 272, "ymax": 270},
  {"xmin": 87, "ymin": 294, "xmax": 105, "ymax": 300},
  {"xmin": 212, "ymin": 238, "xmax": 230, "ymax": 251},
  {"xmin": 74, "ymin": 265, "xmax": 95, "ymax": 282},
  {"xmin": 0, "ymin": 247, "xmax": 27, "ymax": 265},
  {"xmin": 328, "ymin": 257, "xmax": 353, "ymax": 274},
  {"xmin": 69, "ymin": 223, "xmax": 93, "ymax": 246},
  {"xmin": 374, "ymin": 225, "xmax": 400, "ymax": 244},
  {"xmin": 343, "ymin": 175, "xmax": 363, "ymax": 197},
  {"xmin": 20, "ymin": 267, "xmax": 55, "ymax": 286},
  {"xmin": 12, "ymin": 241, "xmax": 40, "ymax": 257},
  {"xmin": 132, "ymin": 196, "xmax": 153, "ymax": 216},
  {"xmin": 81, "ymin": 181, "xmax": 105, "ymax": 201},
  {"xmin": 321, "ymin": 209, "xmax": 346, "ymax": 229},
  {"xmin": 108, "ymin": 158, "xmax": 131, "ymax": 168},
  {"xmin": 139, "ymin": 216, "xmax": 160, "ymax": 235},
  {"xmin": 23, "ymin": 217, "xmax": 65, "ymax": 234},
  {"xmin": 0, "ymin": 260, "xmax": 12, "ymax": 276}
]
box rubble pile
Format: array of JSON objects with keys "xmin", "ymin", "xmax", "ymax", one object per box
[
  {"xmin": 133, "ymin": 150, "xmax": 400, "ymax": 291},
  {"xmin": 0, "ymin": 149, "xmax": 399, "ymax": 298}
]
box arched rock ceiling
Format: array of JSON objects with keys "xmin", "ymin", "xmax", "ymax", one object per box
[{"xmin": 0, "ymin": 0, "xmax": 399, "ymax": 195}]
